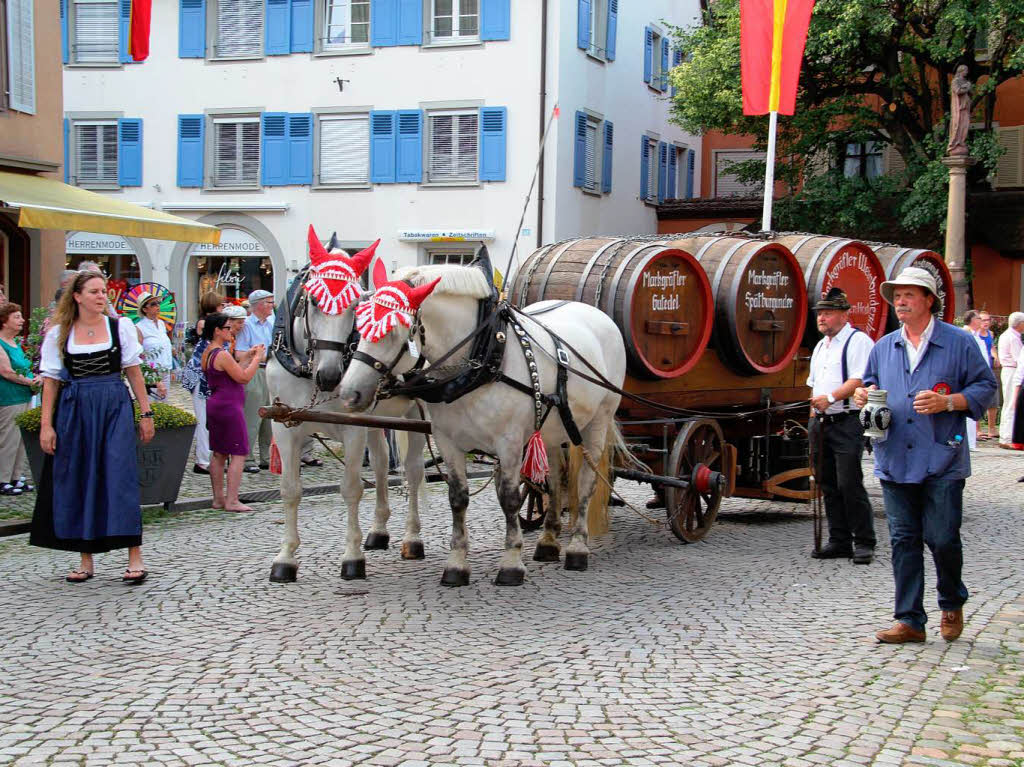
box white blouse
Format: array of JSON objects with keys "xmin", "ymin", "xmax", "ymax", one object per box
[
  {"xmin": 40, "ymin": 317, "xmax": 144, "ymax": 379},
  {"xmin": 136, "ymin": 317, "xmax": 173, "ymax": 370}
]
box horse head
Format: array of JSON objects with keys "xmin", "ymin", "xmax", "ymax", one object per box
[{"xmin": 302, "ymin": 225, "xmax": 379, "ymax": 392}]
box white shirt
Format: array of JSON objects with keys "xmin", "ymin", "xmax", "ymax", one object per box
[
  {"xmin": 901, "ymin": 315, "xmax": 935, "ymax": 375},
  {"xmin": 1013, "ymin": 347, "xmax": 1024, "ymax": 387},
  {"xmin": 136, "ymin": 317, "xmax": 173, "ymax": 370},
  {"xmin": 998, "ymin": 327, "xmax": 1022, "ymax": 368},
  {"xmin": 40, "ymin": 317, "xmax": 143, "ymax": 379},
  {"xmin": 806, "ymin": 322, "xmax": 874, "ymax": 414}
]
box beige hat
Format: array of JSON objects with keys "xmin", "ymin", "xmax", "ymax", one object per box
[
  {"xmin": 136, "ymin": 291, "xmax": 160, "ymax": 311},
  {"xmin": 880, "ymin": 266, "xmax": 942, "ymax": 316}
]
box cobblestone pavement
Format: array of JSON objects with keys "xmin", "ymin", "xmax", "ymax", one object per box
[{"xmin": 1, "ymin": 444, "xmax": 1023, "ymax": 767}]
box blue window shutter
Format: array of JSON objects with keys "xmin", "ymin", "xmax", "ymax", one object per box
[
  {"xmin": 396, "ymin": 110, "xmax": 423, "ymax": 182},
  {"xmin": 481, "ymin": 0, "xmax": 509, "ymax": 41},
  {"xmin": 667, "ymin": 146, "xmax": 677, "ymax": 200},
  {"xmin": 177, "ymin": 115, "xmax": 205, "ymax": 187},
  {"xmin": 686, "ymin": 149, "xmax": 695, "ymax": 198},
  {"xmin": 291, "ymin": 0, "xmax": 314, "ymax": 51},
  {"xmin": 266, "ymin": 0, "xmax": 291, "ymax": 55},
  {"xmin": 261, "ymin": 112, "xmax": 288, "ymax": 186},
  {"xmin": 661, "ymin": 38, "xmax": 670, "ymax": 90},
  {"xmin": 671, "ymin": 48, "xmax": 683, "ymax": 96},
  {"xmin": 573, "ymin": 111, "xmax": 587, "ymax": 188},
  {"xmin": 601, "ymin": 121, "xmax": 613, "ymax": 193},
  {"xmin": 657, "ymin": 141, "xmax": 668, "ymax": 203},
  {"xmin": 397, "ymin": 0, "xmax": 422, "ymax": 44},
  {"xmin": 60, "ymin": 0, "xmax": 69, "ymax": 64},
  {"xmin": 179, "ymin": 0, "xmax": 207, "ymax": 58},
  {"xmin": 371, "ymin": 0, "xmax": 398, "ymax": 46},
  {"xmin": 287, "ymin": 113, "xmax": 313, "ymax": 184},
  {"xmin": 118, "ymin": 0, "xmax": 132, "ymax": 63},
  {"xmin": 479, "ymin": 107, "xmax": 506, "ymax": 182},
  {"xmin": 605, "ymin": 0, "xmax": 617, "ymax": 60},
  {"xmin": 369, "ymin": 111, "xmax": 397, "ymax": 182},
  {"xmin": 64, "ymin": 119, "xmax": 70, "ymax": 183},
  {"xmin": 640, "ymin": 136, "xmax": 649, "ymax": 199},
  {"xmin": 643, "ymin": 27, "xmax": 652, "ymax": 83},
  {"xmin": 117, "ymin": 118, "xmax": 143, "ymax": 186},
  {"xmin": 577, "ymin": 0, "xmax": 591, "ymax": 50}
]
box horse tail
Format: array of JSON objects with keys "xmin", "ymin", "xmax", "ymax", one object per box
[{"xmin": 567, "ymin": 421, "xmax": 640, "ymax": 538}]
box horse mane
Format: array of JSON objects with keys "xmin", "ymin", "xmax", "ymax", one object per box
[{"xmin": 393, "ymin": 263, "xmax": 492, "ymax": 299}]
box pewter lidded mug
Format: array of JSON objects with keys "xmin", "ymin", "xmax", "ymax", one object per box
[{"xmin": 860, "ymin": 389, "xmax": 892, "ymax": 441}]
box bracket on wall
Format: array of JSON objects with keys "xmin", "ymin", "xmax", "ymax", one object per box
[{"xmin": 334, "ymin": 77, "xmax": 351, "ymax": 92}]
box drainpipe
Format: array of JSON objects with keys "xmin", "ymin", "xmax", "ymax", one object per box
[{"xmin": 536, "ymin": 0, "xmax": 548, "ymax": 249}]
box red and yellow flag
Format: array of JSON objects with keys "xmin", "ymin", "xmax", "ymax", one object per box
[
  {"xmin": 740, "ymin": 0, "xmax": 815, "ymax": 115},
  {"xmin": 129, "ymin": 0, "xmax": 152, "ymax": 61}
]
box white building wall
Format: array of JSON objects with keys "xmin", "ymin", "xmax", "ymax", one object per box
[{"xmin": 63, "ymin": 0, "xmax": 701, "ymax": 319}]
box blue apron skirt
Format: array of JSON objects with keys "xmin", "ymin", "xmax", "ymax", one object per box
[{"xmin": 30, "ymin": 373, "xmax": 142, "ymax": 553}]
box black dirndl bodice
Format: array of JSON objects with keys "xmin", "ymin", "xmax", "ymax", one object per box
[{"xmin": 64, "ymin": 317, "xmax": 123, "ymax": 379}]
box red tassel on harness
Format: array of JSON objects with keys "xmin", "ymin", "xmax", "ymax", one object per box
[
  {"xmin": 520, "ymin": 431, "xmax": 549, "ymax": 484},
  {"xmin": 269, "ymin": 439, "xmax": 282, "ymax": 475}
]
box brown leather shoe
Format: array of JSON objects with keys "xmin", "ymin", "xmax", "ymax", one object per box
[
  {"xmin": 876, "ymin": 622, "xmax": 926, "ymax": 644},
  {"xmin": 940, "ymin": 609, "xmax": 964, "ymax": 641}
]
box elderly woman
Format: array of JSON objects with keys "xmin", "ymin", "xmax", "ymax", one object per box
[
  {"xmin": 0, "ymin": 303, "xmax": 36, "ymax": 496},
  {"xmin": 135, "ymin": 292, "xmax": 172, "ymax": 401},
  {"xmin": 30, "ymin": 271, "xmax": 155, "ymax": 583}
]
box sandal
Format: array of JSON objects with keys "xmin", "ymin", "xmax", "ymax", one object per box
[
  {"xmin": 300, "ymin": 457, "xmax": 324, "ymax": 467},
  {"xmin": 14, "ymin": 478, "xmax": 34, "ymax": 492},
  {"xmin": 122, "ymin": 569, "xmax": 148, "ymax": 584},
  {"xmin": 0, "ymin": 483, "xmax": 23, "ymax": 496},
  {"xmin": 65, "ymin": 570, "xmax": 94, "ymax": 582}
]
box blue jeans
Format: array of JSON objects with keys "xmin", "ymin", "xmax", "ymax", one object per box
[{"xmin": 880, "ymin": 479, "xmax": 969, "ymax": 631}]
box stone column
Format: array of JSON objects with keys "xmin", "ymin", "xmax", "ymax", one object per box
[{"xmin": 941, "ymin": 154, "xmax": 976, "ymax": 318}]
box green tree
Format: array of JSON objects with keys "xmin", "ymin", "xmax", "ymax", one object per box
[{"xmin": 669, "ymin": 0, "xmax": 1024, "ymax": 238}]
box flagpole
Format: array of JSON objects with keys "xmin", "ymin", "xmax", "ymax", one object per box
[{"xmin": 761, "ymin": 109, "xmax": 778, "ymax": 231}]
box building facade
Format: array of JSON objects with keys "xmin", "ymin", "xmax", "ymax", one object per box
[{"xmin": 61, "ymin": 0, "xmax": 701, "ymax": 323}]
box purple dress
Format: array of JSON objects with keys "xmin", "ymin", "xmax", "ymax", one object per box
[{"xmin": 204, "ymin": 348, "xmax": 249, "ymax": 456}]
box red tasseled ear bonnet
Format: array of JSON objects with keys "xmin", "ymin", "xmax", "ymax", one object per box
[
  {"xmin": 303, "ymin": 225, "xmax": 380, "ymax": 315},
  {"xmin": 355, "ymin": 277, "xmax": 442, "ymax": 343}
]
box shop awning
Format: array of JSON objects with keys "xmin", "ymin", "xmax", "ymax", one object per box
[{"xmin": 0, "ymin": 171, "xmax": 221, "ymax": 244}]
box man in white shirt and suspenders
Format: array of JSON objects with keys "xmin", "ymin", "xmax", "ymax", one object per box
[{"xmin": 807, "ymin": 288, "xmax": 877, "ymax": 564}]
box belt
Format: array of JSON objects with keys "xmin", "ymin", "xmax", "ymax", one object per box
[
  {"xmin": 812, "ymin": 410, "xmax": 857, "ymax": 425},
  {"xmin": 259, "ymin": 363, "xmax": 267, "ymax": 368}
]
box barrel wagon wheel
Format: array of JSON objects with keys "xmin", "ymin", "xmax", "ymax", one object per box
[{"xmin": 665, "ymin": 418, "xmax": 725, "ymax": 543}]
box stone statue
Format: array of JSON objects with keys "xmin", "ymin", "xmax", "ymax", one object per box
[{"xmin": 947, "ymin": 65, "xmax": 972, "ymax": 157}]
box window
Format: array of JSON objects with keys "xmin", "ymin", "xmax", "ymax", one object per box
[
  {"xmin": 211, "ymin": 0, "xmax": 263, "ymax": 58},
  {"xmin": 323, "ymin": 0, "xmax": 370, "ymax": 49},
  {"xmin": 644, "ymin": 25, "xmax": 669, "ymax": 91},
  {"xmin": 577, "ymin": 0, "xmax": 616, "ymax": 60},
  {"xmin": 843, "ymin": 141, "xmax": 883, "ymax": 179},
  {"xmin": 6, "ymin": 0, "xmax": 33, "ymax": 113},
  {"xmin": 643, "ymin": 137, "xmax": 657, "ymax": 201},
  {"xmin": 427, "ymin": 249, "xmax": 477, "ymax": 265},
  {"xmin": 70, "ymin": 0, "xmax": 118, "ymax": 64},
  {"xmin": 714, "ymin": 150, "xmax": 765, "ymax": 197},
  {"xmin": 427, "ymin": 110, "xmax": 478, "ymax": 183},
  {"xmin": 212, "ymin": 116, "xmax": 261, "ymax": 187},
  {"xmin": 317, "ymin": 113, "xmax": 369, "ymax": 185},
  {"xmin": 650, "ymin": 30, "xmax": 662, "ymax": 86},
  {"xmin": 74, "ymin": 121, "xmax": 118, "ymax": 186},
  {"xmin": 995, "ymin": 126, "xmax": 1024, "ymax": 188},
  {"xmin": 431, "ymin": 0, "xmax": 478, "ymax": 42}
]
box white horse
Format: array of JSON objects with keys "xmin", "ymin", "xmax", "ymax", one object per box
[
  {"xmin": 338, "ymin": 260, "xmax": 627, "ymax": 586},
  {"xmin": 265, "ymin": 237, "xmax": 426, "ymax": 583}
]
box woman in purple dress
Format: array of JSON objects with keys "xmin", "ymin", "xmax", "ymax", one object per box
[{"xmin": 201, "ymin": 314, "xmax": 263, "ymax": 512}]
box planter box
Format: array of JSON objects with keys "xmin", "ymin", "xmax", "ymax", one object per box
[{"xmin": 21, "ymin": 425, "xmax": 196, "ymax": 507}]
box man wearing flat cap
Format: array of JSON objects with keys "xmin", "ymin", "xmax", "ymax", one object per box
[
  {"xmin": 807, "ymin": 287, "xmax": 876, "ymax": 564},
  {"xmin": 854, "ymin": 267, "xmax": 997, "ymax": 644}
]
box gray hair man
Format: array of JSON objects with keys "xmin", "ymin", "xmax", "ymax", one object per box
[{"xmin": 997, "ymin": 311, "xmax": 1024, "ymax": 446}]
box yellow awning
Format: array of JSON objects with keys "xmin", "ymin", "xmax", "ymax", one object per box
[{"xmin": 0, "ymin": 171, "xmax": 221, "ymax": 244}]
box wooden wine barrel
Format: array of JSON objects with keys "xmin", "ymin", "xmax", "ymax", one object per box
[
  {"xmin": 773, "ymin": 235, "xmax": 887, "ymax": 342},
  {"xmin": 510, "ymin": 237, "xmax": 714, "ymax": 379},
  {"xmin": 663, "ymin": 235, "xmax": 809, "ymax": 375},
  {"xmin": 870, "ymin": 245, "xmax": 956, "ymax": 326}
]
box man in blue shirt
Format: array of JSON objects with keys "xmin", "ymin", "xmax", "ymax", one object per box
[
  {"xmin": 855, "ymin": 267, "xmax": 996, "ymax": 644},
  {"xmin": 235, "ymin": 289, "xmax": 275, "ymax": 472}
]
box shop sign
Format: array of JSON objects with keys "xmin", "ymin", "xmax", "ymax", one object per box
[
  {"xmin": 398, "ymin": 229, "xmax": 496, "ymax": 242},
  {"xmin": 192, "ymin": 228, "xmax": 267, "ymax": 256},
  {"xmin": 66, "ymin": 232, "xmax": 135, "ymax": 255}
]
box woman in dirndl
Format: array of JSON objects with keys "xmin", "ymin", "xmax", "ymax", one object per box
[{"xmin": 29, "ymin": 271, "xmax": 156, "ymax": 584}]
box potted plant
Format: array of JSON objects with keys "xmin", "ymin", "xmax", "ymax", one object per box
[{"xmin": 16, "ymin": 401, "xmax": 197, "ymax": 507}]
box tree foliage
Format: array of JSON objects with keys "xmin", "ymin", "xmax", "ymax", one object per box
[{"xmin": 669, "ymin": 0, "xmax": 1024, "ymax": 237}]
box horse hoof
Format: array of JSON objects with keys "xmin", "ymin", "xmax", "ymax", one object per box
[
  {"xmin": 269, "ymin": 562, "xmax": 298, "ymax": 583},
  {"xmin": 364, "ymin": 532, "xmax": 390, "ymax": 551},
  {"xmin": 532, "ymin": 543, "xmax": 561, "ymax": 562},
  {"xmin": 340, "ymin": 560, "xmax": 366, "ymax": 580},
  {"xmin": 494, "ymin": 568, "xmax": 525, "ymax": 586},
  {"xmin": 564, "ymin": 552, "xmax": 589, "ymax": 571},
  {"xmin": 401, "ymin": 540, "xmax": 425, "ymax": 560},
  {"xmin": 440, "ymin": 568, "xmax": 470, "ymax": 587}
]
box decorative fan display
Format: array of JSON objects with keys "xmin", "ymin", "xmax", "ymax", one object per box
[{"xmin": 117, "ymin": 282, "xmax": 177, "ymax": 333}]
